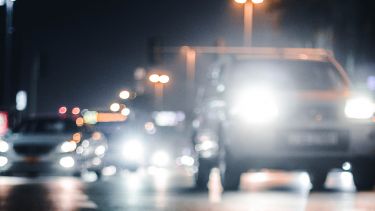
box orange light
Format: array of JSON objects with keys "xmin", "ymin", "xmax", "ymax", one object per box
[
  {"xmin": 159, "ymin": 75, "xmax": 170, "ymax": 84},
  {"xmin": 149, "ymin": 74, "xmax": 160, "ymax": 83},
  {"xmin": 96, "ymin": 113, "xmax": 127, "ymax": 122},
  {"xmin": 72, "ymin": 132, "xmax": 82, "ymax": 142},
  {"xmin": 92, "ymin": 132, "xmax": 102, "ymax": 141},
  {"xmin": 72, "ymin": 107, "xmax": 80, "ymax": 115},
  {"xmin": 76, "ymin": 117, "xmax": 84, "ymax": 127},
  {"xmin": 59, "ymin": 106, "xmax": 67, "ymax": 115}
]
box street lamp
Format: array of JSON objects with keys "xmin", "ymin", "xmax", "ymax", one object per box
[
  {"xmin": 148, "ymin": 73, "xmax": 170, "ymax": 109},
  {"xmin": 234, "ymin": 0, "xmax": 264, "ymax": 46},
  {"xmin": 159, "ymin": 75, "xmax": 170, "ymax": 84}
]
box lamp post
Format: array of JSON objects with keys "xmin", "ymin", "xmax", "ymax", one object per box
[
  {"xmin": 148, "ymin": 74, "xmax": 170, "ymax": 110},
  {"xmin": 234, "ymin": 0, "xmax": 264, "ymax": 46},
  {"xmin": 1, "ymin": 0, "xmax": 15, "ymax": 107}
]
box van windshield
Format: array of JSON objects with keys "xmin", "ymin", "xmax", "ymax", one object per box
[{"xmin": 225, "ymin": 60, "xmax": 345, "ymax": 91}]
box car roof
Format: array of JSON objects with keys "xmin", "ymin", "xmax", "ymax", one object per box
[{"xmin": 24, "ymin": 115, "xmax": 75, "ymax": 122}]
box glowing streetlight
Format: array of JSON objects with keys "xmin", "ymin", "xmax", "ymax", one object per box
[
  {"xmin": 149, "ymin": 74, "xmax": 160, "ymax": 83},
  {"xmin": 234, "ymin": 0, "xmax": 247, "ymax": 3},
  {"xmin": 119, "ymin": 90, "xmax": 130, "ymax": 100},
  {"xmin": 148, "ymin": 73, "xmax": 170, "ymax": 109},
  {"xmin": 233, "ymin": 0, "xmax": 264, "ymax": 46},
  {"xmin": 159, "ymin": 75, "xmax": 170, "ymax": 84},
  {"xmin": 110, "ymin": 103, "xmax": 120, "ymax": 112}
]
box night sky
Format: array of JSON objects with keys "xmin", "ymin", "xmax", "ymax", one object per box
[
  {"xmin": 3, "ymin": 0, "xmax": 375, "ymax": 113},
  {"xmin": 11, "ymin": 0, "xmax": 248, "ymax": 112}
]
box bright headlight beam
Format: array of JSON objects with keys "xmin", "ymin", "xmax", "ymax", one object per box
[
  {"xmin": 0, "ymin": 156, "xmax": 8, "ymax": 167},
  {"xmin": 59, "ymin": 156, "xmax": 75, "ymax": 168},
  {"xmin": 345, "ymin": 97, "xmax": 375, "ymax": 119},
  {"xmin": 123, "ymin": 140, "xmax": 144, "ymax": 162},
  {"xmin": 0, "ymin": 140, "xmax": 9, "ymax": 152},
  {"xmin": 231, "ymin": 87, "xmax": 279, "ymax": 124},
  {"xmin": 151, "ymin": 151, "xmax": 170, "ymax": 167}
]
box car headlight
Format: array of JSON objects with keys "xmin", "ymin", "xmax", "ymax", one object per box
[
  {"xmin": 151, "ymin": 150, "xmax": 170, "ymax": 167},
  {"xmin": 95, "ymin": 145, "xmax": 106, "ymax": 156},
  {"xmin": 230, "ymin": 87, "xmax": 279, "ymax": 124},
  {"xmin": 123, "ymin": 139, "xmax": 144, "ymax": 162},
  {"xmin": 0, "ymin": 156, "xmax": 8, "ymax": 167},
  {"xmin": 59, "ymin": 156, "xmax": 75, "ymax": 168},
  {"xmin": 345, "ymin": 97, "xmax": 375, "ymax": 119},
  {"xmin": 60, "ymin": 141, "xmax": 77, "ymax": 153},
  {"xmin": 0, "ymin": 140, "xmax": 9, "ymax": 153}
]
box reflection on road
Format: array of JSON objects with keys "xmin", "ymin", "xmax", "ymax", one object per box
[
  {"xmin": 0, "ymin": 169, "xmax": 374, "ymax": 211},
  {"xmin": 0, "ymin": 177, "xmax": 97, "ymax": 210}
]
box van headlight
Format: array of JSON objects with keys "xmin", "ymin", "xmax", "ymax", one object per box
[
  {"xmin": 59, "ymin": 156, "xmax": 75, "ymax": 168},
  {"xmin": 345, "ymin": 97, "xmax": 375, "ymax": 119},
  {"xmin": 230, "ymin": 88, "xmax": 279, "ymax": 124},
  {"xmin": 123, "ymin": 139, "xmax": 144, "ymax": 162}
]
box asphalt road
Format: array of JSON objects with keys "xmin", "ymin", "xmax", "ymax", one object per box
[{"xmin": 1, "ymin": 168, "xmax": 375, "ymax": 211}]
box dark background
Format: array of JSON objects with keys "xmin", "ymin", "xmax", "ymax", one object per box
[{"xmin": 1, "ymin": 0, "xmax": 375, "ymax": 113}]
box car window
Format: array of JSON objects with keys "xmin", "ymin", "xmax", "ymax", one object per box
[{"xmin": 14, "ymin": 118, "xmax": 79, "ymax": 134}]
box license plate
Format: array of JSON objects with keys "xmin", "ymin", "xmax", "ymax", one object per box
[
  {"xmin": 287, "ymin": 131, "xmax": 339, "ymax": 146},
  {"xmin": 24, "ymin": 157, "xmax": 40, "ymax": 163}
]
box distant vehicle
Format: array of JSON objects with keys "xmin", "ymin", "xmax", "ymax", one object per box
[
  {"xmin": 0, "ymin": 115, "xmax": 107, "ymax": 176},
  {"xmin": 192, "ymin": 48, "xmax": 375, "ymax": 191},
  {"xmin": 99, "ymin": 111, "xmax": 194, "ymax": 174},
  {"xmin": 100, "ymin": 121, "xmax": 147, "ymax": 172}
]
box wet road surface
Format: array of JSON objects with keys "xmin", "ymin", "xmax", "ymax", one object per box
[{"xmin": 1, "ymin": 168, "xmax": 375, "ymax": 211}]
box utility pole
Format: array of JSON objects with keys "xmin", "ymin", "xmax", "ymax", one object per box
[{"xmin": 2, "ymin": 0, "xmax": 15, "ymax": 107}]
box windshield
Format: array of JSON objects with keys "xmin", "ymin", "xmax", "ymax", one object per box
[
  {"xmin": 14, "ymin": 118, "xmax": 78, "ymax": 134},
  {"xmin": 225, "ymin": 60, "xmax": 345, "ymax": 91}
]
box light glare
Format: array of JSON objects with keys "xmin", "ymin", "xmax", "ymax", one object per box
[
  {"xmin": 121, "ymin": 108, "xmax": 131, "ymax": 116},
  {"xmin": 151, "ymin": 151, "xmax": 170, "ymax": 167},
  {"xmin": 159, "ymin": 75, "xmax": 170, "ymax": 84},
  {"xmin": 60, "ymin": 141, "xmax": 77, "ymax": 153},
  {"xmin": 345, "ymin": 97, "xmax": 375, "ymax": 119},
  {"xmin": 0, "ymin": 156, "xmax": 8, "ymax": 167},
  {"xmin": 123, "ymin": 140, "xmax": 144, "ymax": 162},
  {"xmin": 59, "ymin": 156, "xmax": 75, "ymax": 168},
  {"xmin": 119, "ymin": 90, "xmax": 130, "ymax": 100},
  {"xmin": 95, "ymin": 145, "xmax": 106, "ymax": 156},
  {"xmin": 231, "ymin": 87, "xmax": 279, "ymax": 124},
  {"xmin": 0, "ymin": 140, "xmax": 9, "ymax": 152},
  {"xmin": 72, "ymin": 107, "xmax": 80, "ymax": 115},
  {"xmin": 234, "ymin": 0, "xmax": 247, "ymax": 3},
  {"xmin": 252, "ymin": 0, "xmax": 264, "ymax": 4},
  {"xmin": 110, "ymin": 103, "xmax": 120, "ymax": 112},
  {"xmin": 149, "ymin": 74, "xmax": 160, "ymax": 83}
]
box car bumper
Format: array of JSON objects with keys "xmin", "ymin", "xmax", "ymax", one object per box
[
  {"xmin": 223, "ymin": 120, "xmax": 375, "ymax": 160},
  {"xmin": 0, "ymin": 154, "xmax": 80, "ymax": 176}
]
